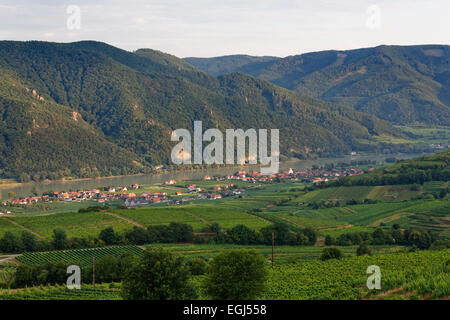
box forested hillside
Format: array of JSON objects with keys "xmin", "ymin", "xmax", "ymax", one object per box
[
  {"xmin": 185, "ymin": 45, "xmax": 450, "ymax": 125},
  {"xmin": 0, "ymin": 41, "xmax": 405, "ymax": 181}
]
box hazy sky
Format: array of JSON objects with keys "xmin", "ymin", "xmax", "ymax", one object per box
[{"xmin": 0, "ymin": 0, "xmax": 448, "ymax": 57}]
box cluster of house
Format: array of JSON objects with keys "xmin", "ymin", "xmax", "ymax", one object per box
[
  {"xmin": 201, "ymin": 167, "xmax": 366, "ymax": 184},
  {"xmin": 2, "ymin": 166, "xmax": 367, "ymax": 211},
  {"xmin": 429, "ymin": 143, "xmax": 450, "ymax": 150},
  {"xmin": 124, "ymin": 191, "xmax": 168, "ymax": 207},
  {"xmin": 290, "ymin": 167, "xmax": 366, "ymax": 183},
  {"xmin": 4, "ymin": 184, "xmax": 142, "ymax": 207}
]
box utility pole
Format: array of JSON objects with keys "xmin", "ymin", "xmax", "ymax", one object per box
[
  {"xmin": 272, "ymin": 232, "xmax": 274, "ymax": 268},
  {"xmin": 92, "ymin": 256, "xmax": 95, "ymax": 288}
]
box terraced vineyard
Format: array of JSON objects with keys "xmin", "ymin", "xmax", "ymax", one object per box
[{"xmin": 17, "ymin": 246, "xmax": 144, "ymax": 267}]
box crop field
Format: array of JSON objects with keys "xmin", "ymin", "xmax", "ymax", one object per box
[
  {"xmin": 182, "ymin": 205, "xmax": 272, "ymax": 230},
  {"xmin": 396, "ymin": 126, "xmax": 450, "ymax": 144},
  {"xmin": 263, "ymin": 249, "xmax": 450, "ymax": 299},
  {"xmin": 17, "ymin": 246, "xmax": 144, "ymax": 267},
  {"xmin": 272, "ymin": 211, "xmax": 349, "ymax": 230},
  {"xmin": 146, "ymin": 243, "xmax": 401, "ymax": 262},
  {"xmin": 3, "ymin": 250, "xmax": 448, "ymax": 300},
  {"xmin": 0, "ymin": 283, "xmax": 122, "ymax": 300},
  {"xmin": 113, "ymin": 207, "xmax": 208, "ymax": 231},
  {"xmin": 0, "ymin": 200, "xmax": 103, "ymax": 216},
  {"xmin": 0, "ymin": 217, "xmax": 25, "ymax": 237},
  {"xmin": 10, "ymin": 211, "xmax": 134, "ymax": 239}
]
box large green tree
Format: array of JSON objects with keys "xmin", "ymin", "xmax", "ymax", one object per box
[
  {"xmin": 205, "ymin": 249, "xmax": 267, "ymax": 299},
  {"xmin": 121, "ymin": 248, "xmax": 197, "ymax": 300}
]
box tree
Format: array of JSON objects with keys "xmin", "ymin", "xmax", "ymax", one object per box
[
  {"xmin": 324, "ymin": 235, "xmax": 335, "ymax": 246},
  {"xmin": 95, "ymin": 255, "xmax": 120, "ymax": 283},
  {"xmin": 99, "ymin": 227, "xmax": 120, "ymax": 245},
  {"xmin": 125, "ymin": 226, "xmax": 149, "ymax": 244},
  {"xmin": 320, "ymin": 247, "xmax": 343, "ymax": 261},
  {"xmin": 0, "ymin": 231, "xmax": 23, "ymax": 253},
  {"xmin": 228, "ymin": 225, "xmax": 258, "ymax": 245},
  {"xmin": 356, "ymin": 242, "xmax": 372, "ymax": 256},
  {"xmin": 205, "ymin": 249, "xmax": 267, "ymax": 300},
  {"xmin": 186, "ymin": 258, "xmax": 209, "ymax": 276},
  {"xmin": 21, "ymin": 231, "xmax": 37, "ymax": 252},
  {"xmin": 302, "ymin": 227, "xmax": 318, "ymax": 245},
  {"xmin": 121, "ymin": 248, "xmax": 196, "ymax": 300},
  {"xmin": 52, "ymin": 229, "xmax": 68, "ymax": 250}
]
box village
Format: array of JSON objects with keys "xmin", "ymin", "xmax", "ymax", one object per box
[{"xmin": 1, "ymin": 166, "xmax": 366, "ymax": 213}]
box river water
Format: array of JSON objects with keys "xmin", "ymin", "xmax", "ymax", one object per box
[{"xmin": 0, "ymin": 152, "xmax": 429, "ymax": 199}]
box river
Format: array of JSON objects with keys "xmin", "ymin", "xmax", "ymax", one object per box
[{"xmin": 0, "ymin": 152, "xmax": 430, "ymax": 199}]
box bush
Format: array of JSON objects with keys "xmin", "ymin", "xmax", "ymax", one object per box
[{"xmin": 320, "ymin": 247, "xmax": 343, "ymax": 261}]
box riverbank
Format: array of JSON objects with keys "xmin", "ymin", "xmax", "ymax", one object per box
[{"xmin": 0, "ymin": 151, "xmax": 432, "ymax": 199}]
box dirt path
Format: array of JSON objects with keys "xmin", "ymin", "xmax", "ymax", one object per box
[
  {"xmin": 342, "ymin": 207, "xmax": 356, "ymax": 214},
  {"xmin": 319, "ymin": 224, "xmax": 353, "ymax": 231},
  {"xmin": 0, "ymin": 254, "xmax": 19, "ymax": 264},
  {"xmin": 277, "ymin": 216, "xmax": 304, "ymax": 228},
  {"xmin": 104, "ymin": 211, "xmax": 146, "ymax": 229},
  {"xmin": 182, "ymin": 209, "xmax": 212, "ymax": 224},
  {"xmin": 370, "ymin": 212, "xmax": 411, "ymax": 227},
  {"xmin": 1, "ymin": 216, "xmax": 45, "ymax": 240}
]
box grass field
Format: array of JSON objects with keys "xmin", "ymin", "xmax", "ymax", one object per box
[
  {"xmin": 0, "ymin": 218, "xmax": 25, "ymax": 237},
  {"xmin": 0, "ymin": 283, "xmax": 122, "ymax": 300},
  {"xmin": 113, "ymin": 207, "xmax": 208, "ymax": 231},
  {"xmin": 10, "ymin": 211, "xmax": 135, "ymax": 239},
  {"xmin": 113, "ymin": 204, "xmax": 272, "ymax": 231}
]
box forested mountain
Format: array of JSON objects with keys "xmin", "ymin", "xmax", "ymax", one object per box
[
  {"xmin": 185, "ymin": 45, "xmax": 450, "ymax": 125},
  {"xmin": 0, "ymin": 41, "xmax": 404, "ymax": 181},
  {"xmin": 184, "ymin": 55, "xmax": 279, "ymax": 77}
]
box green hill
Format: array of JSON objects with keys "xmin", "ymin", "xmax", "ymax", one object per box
[
  {"xmin": 330, "ymin": 149, "xmax": 450, "ymax": 187},
  {"xmin": 185, "ymin": 45, "xmax": 450, "ymax": 126},
  {"xmin": 0, "ymin": 41, "xmax": 405, "ymax": 181}
]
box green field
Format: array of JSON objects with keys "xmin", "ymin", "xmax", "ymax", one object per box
[
  {"xmin": 0, "ymin": 218, "xmax": 25, "ymax": 237},
  {"xmin": 262, "ymin": 249, "xmax": 450, "ymax": 299},
  {"xmin": 0, "ymin": 283, "xmax": 122, "ymax": 300},
  {"xmin": 17, "ymin": 245, "xmax": 144, "ymax": 268},
  {"xmin": 10, "ymin": 211, "xmax": 135, "ymax": 239},
  {"xmin": 113, "ymin": 204, "xmax": 272, "ymax": 231},
  {"xmin": 146, "ymin": 243, "xmax": 402, "ymax": 262}
]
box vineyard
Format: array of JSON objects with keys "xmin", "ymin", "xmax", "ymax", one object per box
[
  {"xmin": 10, "ymin": 211, "xmax": 135, "ymax": 239},
  {"xmin": 17, "ymin": 246, "xmax": 144, "ymax": 267},
  {"xmin": 263, "ymin": 249, "xmax": 450, "ymax": 299},
  {"xmin": 0, "ymin": 283, "xmax": 122, "ymax": 300}
]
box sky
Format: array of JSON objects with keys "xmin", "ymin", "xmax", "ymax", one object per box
[{"xmin": 0, "ymin": 0, "xmax": 448, "ymax": 58}]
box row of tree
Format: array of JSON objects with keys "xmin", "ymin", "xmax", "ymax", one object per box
[
  {"xmin": 325, "ymin": 226, "xmax": 438, "ymax": 249},
  {"xmin": 0, "ymin": 221, "xmax": 318, "ymax": 254}
]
